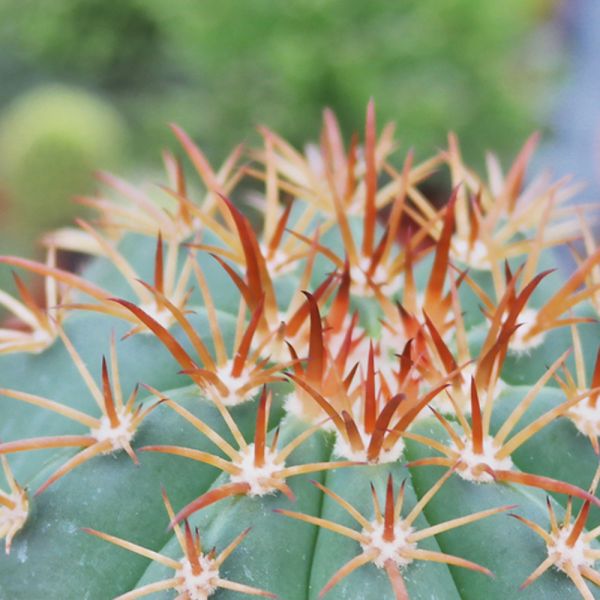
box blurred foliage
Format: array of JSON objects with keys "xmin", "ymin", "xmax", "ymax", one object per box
[{"xmin": 0, "ymin": 0, "xmax": 556, "ymax": 170}]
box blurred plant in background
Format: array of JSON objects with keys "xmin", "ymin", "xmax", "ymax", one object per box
[
  {"xmin": 0, "ymin": 0, "xmax": 560, "ymax": 260},
  {"xmin": 0, "ymin": 85, "xmax": 125, "ymax": 234}
]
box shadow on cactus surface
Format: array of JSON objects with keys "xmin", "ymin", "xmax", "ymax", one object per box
[{"xmin": 2, "ymin": 102, "xmax": 600, "ymax": 599}]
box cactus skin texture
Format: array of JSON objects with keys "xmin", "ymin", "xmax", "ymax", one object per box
[{"xmin": 2, "ymin": 102, "xmax": 600, "ymax": 600}]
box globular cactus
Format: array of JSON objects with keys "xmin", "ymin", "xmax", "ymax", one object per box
[
  {"xmin": 0, "ymin": 84, "xmax": 125, "ymax": 235},
  {"xmin": 2, "ymin": 102, "xmax": 600, "ymax": 599}
]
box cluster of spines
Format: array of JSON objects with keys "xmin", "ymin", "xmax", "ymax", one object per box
[{"xmin": 1, "ymin": 101, "xmax": 600, "ymax": 598}]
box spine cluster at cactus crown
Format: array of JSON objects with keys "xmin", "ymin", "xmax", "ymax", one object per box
[{"xmin": 2, "ymin": 102, "xmax": 600, "ymax": 599}]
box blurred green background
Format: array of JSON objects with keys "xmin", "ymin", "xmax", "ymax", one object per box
[{"xmin": 0, "ymin": 0, "xmax": 561, "ymax": 258}]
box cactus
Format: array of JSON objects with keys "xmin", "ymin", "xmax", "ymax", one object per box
[
  {"xmin": 2, "ymin": 102, "xmax": 600, "ymax": 599},
  {"xmin": 0, "ymin": 85, "xmax": 126, "ymax": 235}
]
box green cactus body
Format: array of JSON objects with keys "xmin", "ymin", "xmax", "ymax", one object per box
[{"xmin": 2, "ymin": 103, "xmax": 600, "ymax": 599}]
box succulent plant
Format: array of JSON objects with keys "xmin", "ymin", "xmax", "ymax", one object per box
[
  {"xmin": 2, "ymin": 102, "xmax": 600, "ymax": 599},
  {"xmin": 0, "ymin": 84, "xmax": 126, "ymax": 235}
]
